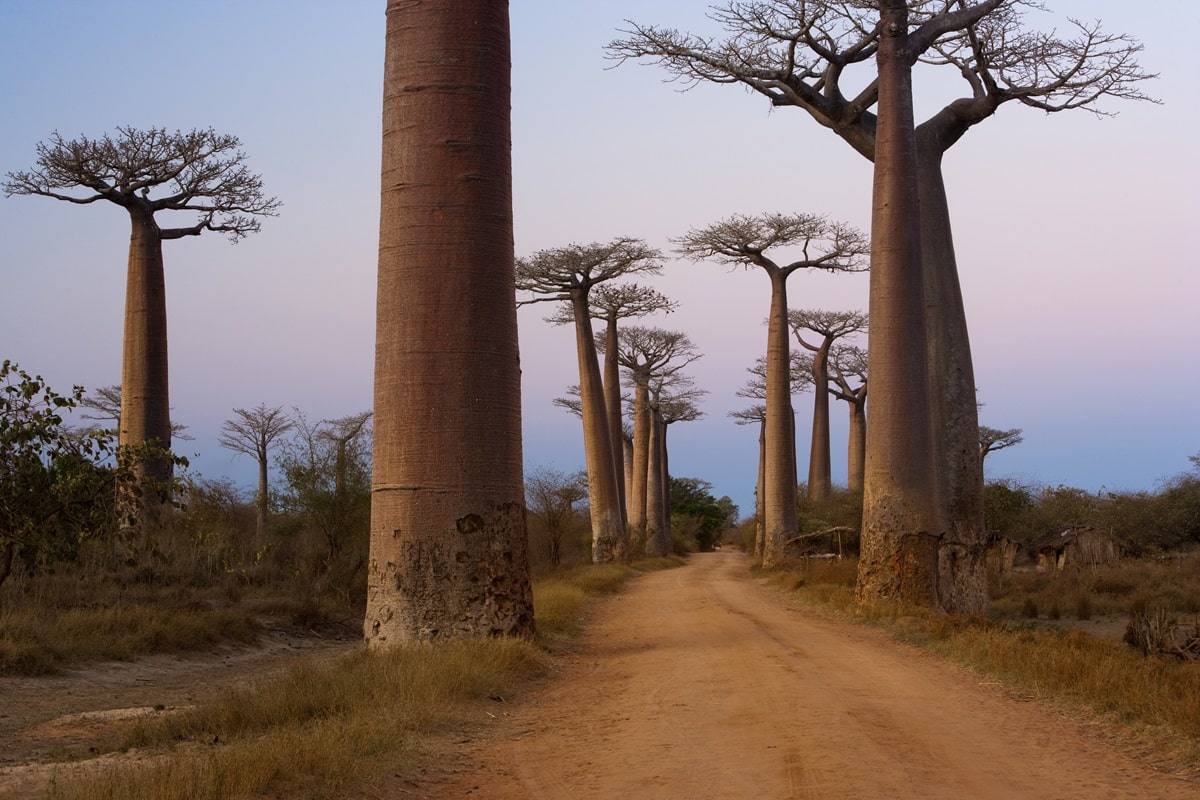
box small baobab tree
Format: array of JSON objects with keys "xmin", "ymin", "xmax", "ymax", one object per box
[
  {"xmin": 366, "ymin": 0, "xmax": 535, "ymax": 645},
  {"xmin": 4, "ymin": 126, "xmax": 279, "ymax": 530},
  {"xmin": 218, "ymin": 404, "xmax": 294, "ymax": 539},
  {"xmin": 517, "ymin": 238, "xmax": 663, "ymax": 563},
  {"xmin": 828, "ymin": 344, "xmax": 868, "ymax": 494},
  {"xmin": 648, "ymin": 381, "xmax": 706, "ymax": 556},
  {"xmin": 548, "ymin": 282, "xmax": 675, "ymax": 527},
  {"xmin": 612, "ymin": 326, "xmax": 700, "ymax": 552},
  {"xmin": 789, "ymin": 309, "xmax": 868, "ymax": 503},
  {"xmin": 674, "ymin": 213, "xmax": 868, "ymax": 567},
  {"xmin": 979, "ymin": 425, "xmax": 1024, "ymax": 465}
]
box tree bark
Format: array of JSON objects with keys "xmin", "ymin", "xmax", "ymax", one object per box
[
  {"xmin": 572, "ymin": 294, "xmax": 627, "ymax": 563},
  {"xmin": 846, "ymin": 398, "xmax": 866, "ymax": 494},
  {"xmin": 602, "ymin": 318, "xmax": 628, "ymax": 528},
  {"xmin": 916, "ymin": 135, "xmax": 988, "ymax": 613},
  {"xmin": 365, "ymin": 0, "xmax": 535, "ymax": 645},
  {"xmin": 806, "ymin": 342, "xmax": 833, "ymax": 503},
  {"xmin": 755, "ymin": 418, "xmax": 766, "ymax": 559},
  {"xmin": 629, "ymin": 375, "xmax": 651, "ymax": 547},
  {"xmin": 256, "ymin": 450, "xmax": 269, "ymax": 540},
  {"xmin": 762, "ymin": 269, "xmax": 798, "ymax": 567},
  {"xmin": 857, "ymin": 0, "xmax": 941, "ymax": 607},
  {"xmin": 120, "ymin": 204, "xmax": 173, "ymax": 527},
  {"xmin": 645, "ymin": 406, "xmax": 669, "ymax": 556}
]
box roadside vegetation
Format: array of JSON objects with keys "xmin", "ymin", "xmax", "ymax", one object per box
[{"xmin": 752, "ymin": 476, "xmax": 1200, "ymax": 771}]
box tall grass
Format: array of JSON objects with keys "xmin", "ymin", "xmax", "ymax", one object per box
[{"xmin": 30, "ymin": 559, "xmax": 666, "ymax": 800}]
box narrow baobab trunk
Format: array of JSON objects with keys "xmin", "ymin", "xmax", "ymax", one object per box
[
  {"xmin": 121, "ymin": 205, "xmax": 172, "ymax": 524},
  {"xmin": 603, "ymin": 319, "xmax": 628, "ymax": 527},
  {"xmin": 256, "ymin": 454, "xmax": 270, "ymax": 538},
  {"xmin": 762, "ymin": 271, "xmax": 798, "ymax": 567},
  {"xmin": 365, "ymin": 0, "xmax": 535, "ymax": 645},
  {"xmin": 806, "ymin": 343, "xmax": 833, "ymax": 503},
  {"xmin": 846, "ymin": 399, "xmax": 866, "ymax": 494},
  {"xmin": 756, "ymin": 418, "xmax": 766, "ymax": 559},
  {"xmin": 629, "ymin": 375, "xmax": 651, "ymax": 545},
  {"xmin": 645, "ymin": 405, "xmax": 667, "ymax": 556},
  {"xmin": 857, "ymin": 0, "xmax": 941, "ymax": 607},
  {"xmin": 917, "ymin": 136, "xmax": 988, "ymax": 614}
]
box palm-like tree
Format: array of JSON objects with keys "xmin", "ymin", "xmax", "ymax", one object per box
[{"xmin": 365, "ymin": 0, "xmax": 535, "ymax": 645}]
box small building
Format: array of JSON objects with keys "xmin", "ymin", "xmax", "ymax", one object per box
[{"xmin": 1032, "ymin": 526, "xmax": 1123, "ymax": 571}]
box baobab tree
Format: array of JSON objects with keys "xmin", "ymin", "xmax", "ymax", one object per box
[
  {"xmin": 828, "ymin": 343, "xmax": 869, "ymax": 493},
  {"xmin": 4, "ymin": 126, "xmax": 279, "ymax": 529},
  {"xmin": 549, "ymin": 282, "xmax": 675, "ymax": 526},
  {"xmin": 859, "ymin": 0, "xmax": 942, "ymax": 607},
  {"xmin": 365, "ymin": 0, "xmax": 535, "ymax": 645},
  {"xmin": 789, "ymin": 309, "xmax": 868, "ymax": 503},
  {"xmin": 979, "ymin": 425, "xmax": 1024, "ymax": 465},
  {"xmin": 218, "ymin": 404, "xmax": 294, "ymax": 539},
  {"xmin": 612, "ymin": 325, "xmax": 700, "ymax": 551},
  {"xmin": 612, "ymin": 0, "xmax": 1153, "ymax": 609},
  {"xmin": 517, "ymin": 238, "xmax": 663, "ymax": 563},
  {"xmin": 674, "ymin": 213, "xmax": 868, "ymax": 567},
  {"xmin": 648, "ymin": 382, "xmax": 706, "ymax": 556},
  {"xmin": 733, "ymin": 352, "xmax": 814, "ymax": 557}
]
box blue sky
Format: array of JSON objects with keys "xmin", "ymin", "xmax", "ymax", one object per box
[{"xmin": 1, "ymin": 1, "xmax": 1197, "ymax": 520}]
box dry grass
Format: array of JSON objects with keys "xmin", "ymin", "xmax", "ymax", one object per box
[
  {"xmin": 31, "ymin": 559, "xmax": 667, "ymax": 800},
  {"xmin": 770, "ymin": 554, "xmax": 1200, "ymax": 767}
]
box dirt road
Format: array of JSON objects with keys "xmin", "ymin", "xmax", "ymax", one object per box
[{"xmin": 419, "ymin": 551, "xmax": 1199, "ymax": 799}]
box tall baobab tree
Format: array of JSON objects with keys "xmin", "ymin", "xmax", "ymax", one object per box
[
  {"xmin": 549, "ymin": 282, "xmax": 675, "ymax": 526},
  {"xmin": 612, "ymin": 326, "xmax": 700, "ymax": 551},
  {"xmin": 859, "ymin": 0, "xmax": 940, "ymax": 607},
  {"xmin": 828, "ymin": 344, "xmax": 869, "ymax": 494},
  {"xmin": 612, "ymin": 0, "xmax": 1153, "ymax": 609},
  {"xmin": 674, "ymin": 213, "xmax": 868, "ymax": 567},
  {"xmin": 365, "ymin": 0, "xmax": 535, "ymax": 645},
  {"xmin": 4, "ymin": 126, "xmax": 279, "ymax": 528},
  {"xmin": 789, "ymin": 309, "xmax": 868, "ymax": 503},
  {"xmin": 517, "ymin": 239, "xmax": 663, "ymax": 563},
  {"xmin": 218, "ymin": 403, "xmax": 293, "ymax": 539}
]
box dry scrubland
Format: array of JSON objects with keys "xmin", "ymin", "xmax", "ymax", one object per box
[{"xmin": 2, "ymin": 482, "xmax": 1199, "ymax": 796}]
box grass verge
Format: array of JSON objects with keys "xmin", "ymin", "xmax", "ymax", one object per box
[
  {"xmin": 32, "ymin": 558, "xmax": 674, "ymax": 800},
  {"xmin": 765, "ymin": 556, "xmax": 1200, "ymax": 770}
]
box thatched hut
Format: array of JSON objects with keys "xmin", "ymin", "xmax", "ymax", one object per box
[{"xmin": 1032, "ymin": 526, "xmax": 1124, "ymax": 571}]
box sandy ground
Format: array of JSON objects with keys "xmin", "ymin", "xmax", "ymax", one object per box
[
  {"xmin": 3, "ymin": 553, "xmax": 1198, "ymax": 799},
  {"xmin": 408, "ymin": 551, "xmax": 1200, "ymax": 800}
]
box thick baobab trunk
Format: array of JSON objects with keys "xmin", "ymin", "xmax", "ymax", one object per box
[
  {"xmin": 603, "ymin": 319, "xmax": 628, "ymax": 527},
  {"xmin": 807, "ymin": 344, "xmax": 833, "ymax": 503},
  {"xmin": 121, "ymin": 205, "xmax": 173, "ymax": 526},
  {"xmin": 572, "ymin": 294, "xmax": 627, "ymax": 563},
  {"xmin": 365, "ymin": 0, "xmax": 535, "ymax": 645},
  {"xmin": 762, "ymin": 270, "xmax": 798, "ymax": 567},
  {"xmin": 917, "ymin": 136, "xmax": 988, "ymax": 614},
  {"xmin": 857, "ymin": 1, "xmax": 941, "ymax": 607}
]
